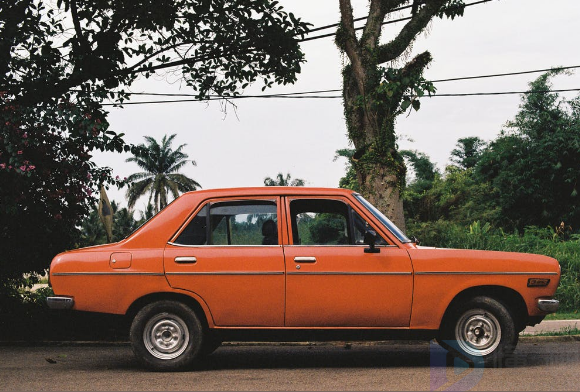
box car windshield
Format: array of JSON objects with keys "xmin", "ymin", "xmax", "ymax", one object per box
[{"xmin": 354, "ymin": 194, "xmax": 412, "ymax": 243}]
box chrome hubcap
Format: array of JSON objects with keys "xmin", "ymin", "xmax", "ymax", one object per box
[
  {"xmin": 143, "ymin": 313, "xmax": 190, "ymax": 360},
  {"xmin": 455, "ymin": 309, "xmax": 501, "ymax": 357}
]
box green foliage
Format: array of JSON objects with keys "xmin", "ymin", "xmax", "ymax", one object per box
[
  {"xmin": 78, "ymin": 201, "xmax": 145, "ymax": 247},
  {"xmin": 1, "ymin": 0, "xmax": 309, "ymax": 298},
  {"xmin": 404, "ymin": 165, "xmax": 501, "ymax": 225},
  {"xmin": 436, "ymin": 0, "xmax": 466, "ymax": 20},
  {"xmin": 126, "ymin": 134, "xmax": 201, "ymax": 213},
  {"xmin": 450, "ymin": 137, "xmax": 487, "ymax": 170},
  {"xmin": 478, "ymin": 72, "xmax": 580, "ymax": 229},
  {"xmin": 408, "ymin": 221, "xmax": 580, "ymax": 312},
  {"xmin": 264, "ymin": 173, "xmax": 305, "ymax": 187}
]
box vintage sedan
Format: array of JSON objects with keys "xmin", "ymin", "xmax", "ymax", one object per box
[{"xmin": 48, "ymin": 187, "xmax": 560, "ymax": 370}]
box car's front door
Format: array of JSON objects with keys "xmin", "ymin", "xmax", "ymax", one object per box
[
  {"xmin": 283, "ymin": 197, "xmax": 413, "ymax": 327},
  {"xmin": 164, "ymin": 198, "xmax": 285, "ymax": 327}
]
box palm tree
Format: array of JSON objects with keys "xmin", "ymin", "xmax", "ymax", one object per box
[
  {"xmin": 126, "ymin": 134, "xmax": 201, "ymax": 213},
  {"xmin": 264, "ymin": 172, "xmax": 305, "ymax": 186}
]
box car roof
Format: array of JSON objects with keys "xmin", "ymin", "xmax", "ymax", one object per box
[{"xmin": 181, "ymin": 187, "xmax": 357, "ymax": 198}]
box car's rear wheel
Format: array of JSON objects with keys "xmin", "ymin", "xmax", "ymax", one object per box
[
  {"xmin": 440, "ymin": 296, "xmax": 517, "ymax": 366},
  {"xmin": 130, "ymin": 301, "xmax": 203, "ymax": 371}
]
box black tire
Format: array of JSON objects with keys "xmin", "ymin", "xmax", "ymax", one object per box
[
  {"xmin": 439, "ymin": 296, "xmax": 517, "ymax": 367},
  {"xmin": 130, "ymin": 300, "xmax": 203, "ymax": 371},
  {"xmin": 199, "ymin": 334, "xmax": 222, "ymax": 357}
]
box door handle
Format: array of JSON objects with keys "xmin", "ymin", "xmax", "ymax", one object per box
[
  {"xmin": 294, "ymin": 257, "xmax": 316, "ymax": 263},
  {"xmin": 174, "ymin": 257, "xmax": 197, "ymax": 264}
]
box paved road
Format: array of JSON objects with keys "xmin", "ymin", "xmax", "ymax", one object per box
[{"xmin": 1, "ymin": 341, "xmax": 579, "ymax": 391}]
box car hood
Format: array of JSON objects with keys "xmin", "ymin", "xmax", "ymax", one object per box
[{"xmin": 407, "ymin": 247, "xmax": 560, "ymax": 275}]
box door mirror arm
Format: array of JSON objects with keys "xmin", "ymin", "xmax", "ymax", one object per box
[{"xmin": 363, "ymin": 230, "xmax": 380, "ymax": 254}]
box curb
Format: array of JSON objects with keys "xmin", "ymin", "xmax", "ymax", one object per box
[{"xmin": 2, "ymin": 336, "xmax": 579, "ymax": 347}]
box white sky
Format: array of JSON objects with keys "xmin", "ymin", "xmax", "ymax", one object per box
[{"xmin": 95, "ymin": 0, "xmax": 580, "ymax": 211}]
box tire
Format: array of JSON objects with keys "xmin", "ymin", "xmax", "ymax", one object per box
[
  {"xmin": 439, "ymin": 296, "xmax": 517, "ymax": 367},
  {"xmin": 130, "ymin": 300, "xmax": 203, "ymax": 371}
]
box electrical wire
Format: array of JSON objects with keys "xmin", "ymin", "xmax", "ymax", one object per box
[
  {"xmin": 100, "ymin": 88, "xmax": 580, "ymax": 106},
  {"xmin": 96, "ymin": 65, "xmax": 580, "ymax": 99},
  {"xmin": 300, "ymin": 0, "xmax": 493, "ymax": 42}
]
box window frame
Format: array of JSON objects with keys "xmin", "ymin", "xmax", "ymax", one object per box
[
  {"xmin": 169, "ymin": 197, "xmax": 282, "ymax": 247},
  {"xmin": 285, "ymin": 196, "xmax": 396, "ymax": 247}
]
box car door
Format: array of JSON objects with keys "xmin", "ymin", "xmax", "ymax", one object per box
[
  {"xmin": 283, "ymin": 196, "xmax": 413, "ymax": 327},
  {"xmin": 164, "ymin": 197, "xmax": 285, "ymax": 327}
]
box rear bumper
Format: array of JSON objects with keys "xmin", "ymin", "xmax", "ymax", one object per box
[
  {"xmin": 537, "ymin": 299, "xmax": 559, "ymax": 313},
  {"xmin": 46, "ymin": 296, "xmax": 74, "ymax": 310}
]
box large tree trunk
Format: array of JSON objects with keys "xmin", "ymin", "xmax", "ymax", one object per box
[
  {"xmin": 357, "ymin": 161, "xmax": 406, "ymax": 233},
  {"xmin": 337, "ymin": 0, "xmax": 455, "ymax": 233}
]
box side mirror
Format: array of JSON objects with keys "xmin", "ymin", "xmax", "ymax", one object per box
[{"xmin": 364, "ymin": 230, "xmax": 380, "ymax": 253}]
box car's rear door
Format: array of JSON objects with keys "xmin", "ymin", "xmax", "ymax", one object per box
[
  {"xmin": 283, "ymin": 196, "xmax": 413, "ymax": 327},
  {"xmin": 164, "ymin": 197, "xmax": 285, "ymax": 327}
]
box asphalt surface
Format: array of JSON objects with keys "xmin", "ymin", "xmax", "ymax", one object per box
[{"xmin": 1, "ymin": 341, "xmax": 579, "ymax": 391}]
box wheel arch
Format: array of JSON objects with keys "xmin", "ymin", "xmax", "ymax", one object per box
[
  {"xmin": 440, "ymin": 285, "xmax": 529, "ymax": 332},
  {"xmin": 126, "ymin": 292, "xmax": 213, "ymax": 329}
]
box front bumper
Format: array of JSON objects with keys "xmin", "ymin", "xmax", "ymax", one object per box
[
  {"xmin": 46, "ymin": 296, "xmax": 74, "ymax": 310},
  {"xmin": 537, "ymin": 299, "xmax": 559, "ymax": 313}
]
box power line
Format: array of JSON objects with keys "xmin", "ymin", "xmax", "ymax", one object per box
[
  {"xmin": 101, "ymin": 88, "xmax": 580, "ymax": 106},
  {"xmin": 300, "ymin": 0, "xmax": 493, "ymax": 42},
  {"xmin": 431, "ymin": 65, "xmax": 580, "ymax": 83},
  {"xmin": 100, "ymin": 65, "xmax": 580, "ymax": 99},
  {"xmin": 303, "ymin": 3, "xmax": 418, "ymax": 35}
]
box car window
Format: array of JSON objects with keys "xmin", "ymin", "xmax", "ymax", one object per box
[
  {"xmin": 352, "ymin": 210, "xmax": 388, "ymax": 246},
  {"xmin": 174, "ymin": 200, "xmax": 278, "ymax": 246},
  {"xmin": 289, "ymin": 199, "xmax": 387, "ymax": 246}
]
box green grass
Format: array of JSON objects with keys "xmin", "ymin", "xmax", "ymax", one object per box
[
  {"xmin": 546, "ymin": 312, "xmax": 580, "ymax": 320},
  {"xmin": 533, "ymin": 326, "xmax": 580, "ymax": 337}
]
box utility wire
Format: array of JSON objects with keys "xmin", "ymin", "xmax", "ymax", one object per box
[
  {"xmin": 99, "ymin": 65, "xmax": 580, "ymax": 99},
  {"xmin": 300, "ymin": 0, "xmax": 493, "ymax": 42},
  {"xmin": 101, "ymin": 88, "xmax": 580, "ymax": 106}
]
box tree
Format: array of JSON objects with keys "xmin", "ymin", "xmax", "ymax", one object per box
[
  {"xmin": 79, "ymin": 201, "xmax": 141, "ymax": 247},
  {"xmin": 1, "ymin": 0, "xmax": 308, "ymax": 293},
  {"xmin": 264, "ymin": 173, "xmax": 305, "ymax": 186},
  {"xmin": 450, "ymin": 137, "xmax": 487, "ymax": 170},
  {"xmin": 336, "ymin": 0, "xmax": 466, "ymax": 232},
  {"xmin": 126, "ymin": 134, "xmax": 201, "ymax": 213},
  {"xmin": 478, "ymin": 71, "xmax": 580, "ymax": 229},
  {"xmin": 2, "ymin": 0, "xmax": 310, "ymax": 107}
]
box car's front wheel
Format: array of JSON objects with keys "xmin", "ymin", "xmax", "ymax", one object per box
[
  {"xmin": 130, "ymin": 301, "xmax": 203, "ymax": 371},
  {"xmin": 440, "ymin": 296, "xmax": 517, "ymax": 366}
]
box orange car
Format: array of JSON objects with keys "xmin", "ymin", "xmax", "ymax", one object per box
[{"xmin": 48, "ymin": 187, "xmax": 560, "ymax": 370}]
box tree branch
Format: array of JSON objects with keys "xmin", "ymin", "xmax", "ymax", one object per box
[
  {"xmin": 377, "ymin": 0, "xmax": 448, "ymax": 64},
  {"xmin": 338, "ymin": 0, "xmax": 366, "ymax": 94},
  {"xmin": 70, "ymin": 0, "xmax": 92, "ymax": 53},
  {"xmin": 361, "ymin": 0, "xmax": 407, "ymax": 50}
]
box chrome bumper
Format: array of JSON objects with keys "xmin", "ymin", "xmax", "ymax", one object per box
[
  {"xmin": 46, "ymin": 296, "xmax": 74, "ymax": 310},
  {"xmin": 537, "ymin": 299, "xmax": 559, "ymax": 313}
]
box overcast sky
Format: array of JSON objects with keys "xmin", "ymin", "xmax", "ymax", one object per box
[{"xmin": 94, "ymin": 0, "xmax": 580, "ymax": 211}]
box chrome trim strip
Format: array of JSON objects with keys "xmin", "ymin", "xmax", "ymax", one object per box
[
  {"xmin": 166, "ymin": 271, "xmax": 285, "ymax": 276},
  {"xmin": 286, "ymin": 272, "xmax": 412, "ymax": 276},
  {"xmin": 415, "ymin": 271, "xmax": 559, "ymax": 276},
  {"xmin": 167, "ymin": 242, "xmax": 282, "ymax": 248},
  {"xmin": 52, "ymin": 272, "xmax": 164, "ymax": 276},
  {"xmin": 284, "ymin": 245, "xmax": 399, "ymax": 248}
]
